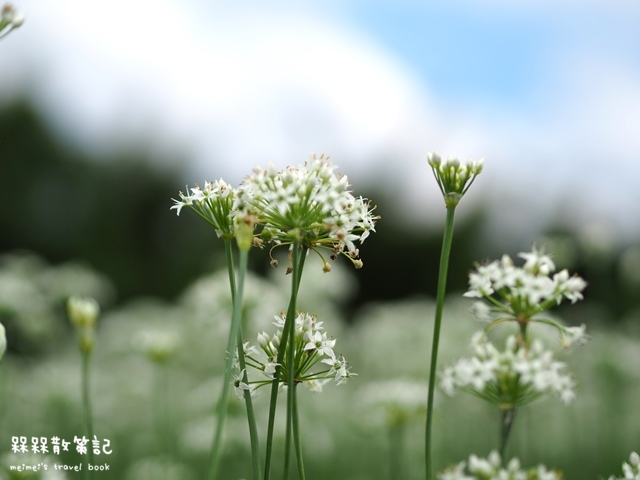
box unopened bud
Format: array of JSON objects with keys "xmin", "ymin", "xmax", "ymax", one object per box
[
  {"xmin": 235, "ymin": 215, "xmax": 257, "ymax": 251},
  {"xmin": 0, "ymin": 321, "xmax": 6, "ymax": 361},
  {"xmin": 257, "ymin": 331, "xmax": 270, "ymax": 348},
  {"xmin": 67, "ymin": 296, "xmax": 100, "ymax": 355}
]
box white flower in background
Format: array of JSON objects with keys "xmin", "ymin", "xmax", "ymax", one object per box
[
  {"xmin": 463, "ymin": 246, "xmax": 588, "ymax": 346},
  {"xmin": 427, "ymin": 152, "xmax": 483, "ymax": 207},
  {"xmin": 136, "ymin": 329, "xmax": 180, "ymax": 365},
  {"xmin": 438, "ymin": 451, "xmax": 561, "ymax": 480},
  {"xmin": 237, "ymin": 154, "xmax": 378, "ymax": 269},
  {"xmin": 608, "ymin": 452, "xmax": 640, "ymax": 480},
  {"xmin": 357, "ymin": 378, "xmax": 428, "ymax": 428},
  {"xmin": 441, "ymin": 332, "xmax": 575, "ymax": 407},
  {"xmin": 239, "ymin": 311, "xmax": 352, "ymax": 393}
]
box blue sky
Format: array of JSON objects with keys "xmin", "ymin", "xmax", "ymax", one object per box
[{"xmin": 2, "ymin": 0, "xmax": 640, "ymax": 241}]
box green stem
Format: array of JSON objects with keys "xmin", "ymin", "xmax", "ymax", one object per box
[
  {"xmin": 292, "ymin": 384, "xmax": 306, "ymax": 480},
  {"xmin": 155, "ymin": 363, "xmax": 170, "ymax": 478},
  {"xmin": 234, "ymin": 292, "xmax": 262, "ymax": 479},
  {"xmin": 207, "ymin": 241, "xmax": 252, "ymax": 480},
  {"xmin": 390, "ymin": 423, "xmax": 405, "ymax": 480},
  {"xmin": 82, "ymin": 352, "xmax": 94, "ymax": 478},
  {"xmin": 263, "ymin": 244, "xmax": 306, "ymax": 480},
  {"xmin": 499, "ymin": 407, "xmax": 517, "ymax": 460},
  {"xmin": 425, "ymin": 205, "xmax": 457, "ymax": 480}
]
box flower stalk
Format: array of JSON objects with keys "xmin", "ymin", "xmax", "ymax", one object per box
[
  {"xmin": 207, "ymin": 237, "xmax": 258, "ymax": 480},
  {"xmin": 264, "ymin": 243, "xmax": 306, "ymax": 480},
  {"xmin": 499, "ymin": 406, "xmax": 517, "ymax": 460},
  {"xmin": 425, "ymin": 205, "xmax": 456, "ymax": 480},
  {"xmin": 425, "ymin": 153, "xmax": 482, "ymax": 480},
  {"xmin": 67, "ymin": 296, "xmax": 100, "ymax": 480}
]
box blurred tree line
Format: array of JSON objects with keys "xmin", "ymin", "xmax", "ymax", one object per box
[{"xmin": 1, "ymin": 100, "xmax": 638, "ymax": 321}]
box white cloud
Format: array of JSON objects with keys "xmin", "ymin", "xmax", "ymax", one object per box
[
  {"xmin": 1, "ymin": 0, "xmax": 437, "ymax": 183},
  {"xmin": 2, "ymin": 0, "xmax": 640, "ymax": 239}
]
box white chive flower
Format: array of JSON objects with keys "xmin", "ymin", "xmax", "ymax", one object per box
[
  {"xmin": 463, "ymin": 246, "xmax": 588, "ymax": 345},
  {"xmin": 171, "ymin": 179, "xmax": 238, "ymax": 239},
  {"xmin": 136, "ymin": 329, "xmax": 180, "ymax": 365},
  {"xmin": 357, "ymin": 379, "xmax": 428, "ymax": 428},
  {"xmin": 438, "ymin": 451, "xmax": 562, "ymax": 480},
  {"xmin": 440, "ymin": 332, "xmax": 575, "ymax": 407},
  {"xmin": 608, "ymin": 452, "xmax": 640, "ymax": 480},
  {"xmin": 236, "ymin": 154, "xmax": 378, "ymax": 269},
  {"xmin": 238, "ymin": 311, "xmax": 352, "ymax": 394}
]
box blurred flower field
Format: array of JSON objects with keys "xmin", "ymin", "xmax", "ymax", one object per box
[{"xmin": 1, "ymin": 250, "xmax": 639, "ymax": 479}]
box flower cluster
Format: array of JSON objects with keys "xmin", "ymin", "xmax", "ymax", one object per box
[
  {"xmin": 608, "ymin": 452, "xmax": 640, "ymax": 480},
  {"xmin": 237, "ymin": 311, "xmax": 353, "ymax": 395},
  {"xmin": 464, "ymin": 246, "xmax": 588, "ymax": 343},
  {"xmin": 171, "ymin": 179, "xmax": 238, "ymax": 239},
  {"xmin": 440, "ymin": 332, "xmax": 575, "ymax": 407},
  {"xmin": 237, "ymin": 154, "xmax": 378, "ymax": 268},
  {"xmin": 428, "ymin": 152, "xmax": 484, "ymax": 207},
  {"xmin": 0, "ymin": 3, "xmax": 25, "ymax": 39},
  {"xmin": 438, "ymin": 451, "xmax": 561, "ymax": 480},
  {"xmin": 357, "ymin": 379, "xmax": 428, "ymax": 428},
  {"xmin": 136, "ymin": 329, "xmax": 180, "ymax": 365},
  {"xmin": 171, "ymin": 155, "xmax": 378, "ymax": 269}
]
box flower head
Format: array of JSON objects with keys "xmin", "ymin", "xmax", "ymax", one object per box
[
  {"xmin": 428, "ymin": 152, "xmax": 483, "ymax": 207},
  {"xmin": 171, "ymin": 179, "xmax": 238, "ymax": 239},
  {"xmin": 438, "ymin": 451, "xmax": 562, "ymax": 480},
  {"xmin": 136, "ymin": 329, "xmax": 180, "ymax": 365},
  {"xmin": 238, "ymin": 311, "xmax": 352, "ymax": 393},
  {"xmin": 357, "ymin": 378, "xmax": 428, "ymax": 428},
  {"xmin": 237, "ymin": 154, "xmax": 378, "ymax": 269},
  {"xmin": 463, "ymin": 246, "xmax": 588, "ymax": 342},
  {"xmin": 441, "ymin": 332, "xmax": 575, "ymax": 407}
]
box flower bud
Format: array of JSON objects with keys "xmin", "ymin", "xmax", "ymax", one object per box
[
  {"xmin": 235, "ymin": 215, "xmax": 256, "ymax": 251},
  {"xmin": 1, "ymin": 3, "xmax": 24, "ymax": 35},
  {"xmin": 427, "ymin": 152, "xmax": 442, "ymax": 167},
  {"xmin": 0, "ymin": 321, "xmax": 6, "ymax": 361},
  {"xmin": 67, "ymin": 296, "xmax": 100, "ymax": 354},
  {"xmin": 257, "ymin": 331, "xmax": 270, "ymax": 348}
]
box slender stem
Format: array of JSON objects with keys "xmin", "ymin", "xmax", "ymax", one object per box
[
  {"xmin": 232, "ymin": 246, "xmax": 262, "ymax": 480},
  {"xmin": 263, "ymin": 244, "xmax": 306, "ymax": 480},
  {"xmin": 154, "ymin": 363, "xmax": 170, "ymax": 480},
  {"xmin": 207, "ymin": 240, "xmax": 251, "ymax": 480},
  {"xmin": 292, "ymin": 384, "xmax": 306, "ymax": 480},
  {"xmin": 499, "ymin": 407, "xmax": 517, "ymax": 459},
  {"xmin": 81, "ymin": 352, "xmax": 94, "ymax": 478},
  {"xmin": 425, "ymin": 206, "xmax": 457, "ymax": 480},
  {"xmin": 389, "ymin": 423, "xmax": 405, "ymax": 480}
]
